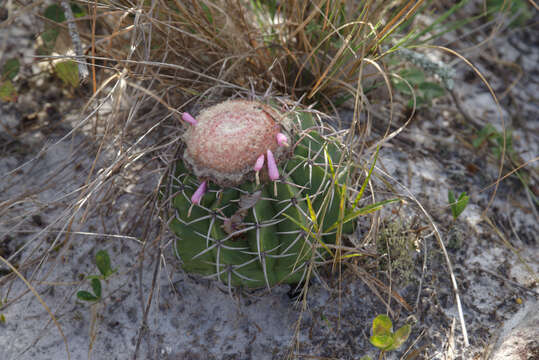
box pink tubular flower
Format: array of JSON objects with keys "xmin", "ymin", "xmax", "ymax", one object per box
[
  {"xmin": 254, "ymin": 154, "xmax": 265, "ymax": 185},
  {"xmin": 276, "ymin": 133, "xmax": 289, "ymax": 147},
  {"xmin": 182, "ymin": 112, "xmax": 197, "ymax": 125},
  {"xmin": 191, "ymin": 180, "xmax": 207, "ymax": 205},
  {"xmin": 254, "ymin": 154, "xmax": 265, "ymax": 171},
  {"xmin": 266, "ymin": 149, "xmax": 279, "ymax": 181}
]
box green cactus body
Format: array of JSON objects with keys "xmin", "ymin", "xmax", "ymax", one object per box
[{"xmin": 169, "ymin": 100, "xmax": 354, "ymax": 289}]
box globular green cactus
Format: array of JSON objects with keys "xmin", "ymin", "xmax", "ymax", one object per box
[{"xmin": 168, "ymin": 100, "xmax": 355, "ymax": 289}]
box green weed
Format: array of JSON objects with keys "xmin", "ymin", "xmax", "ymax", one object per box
[
  {"xmin": 369, "ymin": 314, "xmax": 411, "ymax": 353},
  {"xmin": 448, "ymin": 190, "xmax": 469, "ymax": 220},
  {"xmin": 76, "ymin": 250, "xmax": 116, "ymax": 302},
  {"xmin": 37, "ymin": 3, "xmax": 84, "ymax": 87},
  {"xmin": 392, "ymin": 66, "xmax": 446, "ymax": 108},
  {"xmin": 0, "ymin": 58, "xmax": 19, "ymax": 102},
  {"xmin": 0, "ymin": 296, "xmax": 5, "ymax": 324}
]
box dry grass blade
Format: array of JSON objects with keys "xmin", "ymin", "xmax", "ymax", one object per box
[
  {"xmin": 374, "ymin": 0, "xmax": 423, "ymax": 44},
  {"xmin": 350, "ymin": 263, "xmax": 413, "ymax": 312},
  {"xmin": 0, "ymin": 255, "xmax": 70, "ymax": 359}
]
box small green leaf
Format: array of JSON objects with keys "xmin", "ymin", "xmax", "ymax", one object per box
[
  {"xmin": 399, "ymin": 68, "xmax": 425, "ymax": 85},
  {"xmin": 372, "ymin": 314, "xmax": 393, "ymax": 336},
  {"xmin": 43, "ymin": 4, "xmax": 66, "ymax": 23},
  {"xmin": 370, "ymin": 333, "xmax": 394, "ymax": 350},
  {"xmin": 95, "ymin": 250, "xmax": 113, "ymax": 278},
  {"xmin": 448, "ymin": 190, "xmax": 456, "ymax": 208},
  {"xmin": 473, "ymin": 124, "xmax": 497, "ymax": 148},
  {"xmin": 449, "ymin": 191, "xmax": 469, "ymax": 219},
  {"xmin": 392, "ymin": 79, "xmax": 413, "ymax": 95},
  {"xmin": 387, "ymin": 324, "xmax": 411, "ymax": 351},
  {"xmin": 77, "ymin": 291, "xmax": 98, "ymax": 302},
  {"xmin": 90, "ymin": 278, "xmax": 102, "ymax": 299},
  {"xmin": 418, "ymin": 82, "xmax": 445, "ymax": 100},
  {"xmin": 70, "ymin": 3, "xmax": 86, "ymax": 18},
  {"xmin": 95, "ymin": 251, "xmax": 112, "ymax": 278},
  {"xmin": 44, "ymin": 4, "xmax": 66, "ymax": 23},
  {"xmin": 55, "ymin": 61, "xmax": 79, "ymax": 87},
  {"xmin": 407, "ymin": 95, "xmax": 427, "ymax": 109},
  {"xmin": 0, "ymin": 313, "xmax": 5, "ymax": 324},
  {"xmin": 492, "ymin": 130, "xmax": 513, "ymax": 158},
  {"xmin": 0, "ymin": 80, "xmax": 17, "ymax": 102},
  {"xmin": 40, "ymin": 28, "xmax": 60, "ymax": 54},
  {"xmin": 360, "ymin": 356, "xmax": 373, "ymax": 360},
  {"xmin": 455, "ymin": 192, "xmax": 469, "ymax": 218},
  {"xmin": 2, "ymin": 59, "xmax": 20, "ymax": 80}
]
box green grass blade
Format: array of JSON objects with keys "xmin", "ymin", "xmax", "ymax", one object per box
[
  {"xmin": 353, "ymin": 145, "xmax": 380, "ymax": 209},
  {"xmin": 282, "ymin": 213, "xmax": 334, "ymax": 257},
  {"xmin": 306, "ymin": 196, "xmax": 319, "ymax": 233},
  {"xmin": 327, "ymin": 198, "xmax": 400, "ymax": 232},
  {"xmin": 325, "ymin": 146, "xmax": 336, "ymax": 180}
]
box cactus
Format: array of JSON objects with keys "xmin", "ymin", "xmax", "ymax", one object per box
[{"xmin": 168, "ymin": 100, "xmax": 355, "ymax": 289}]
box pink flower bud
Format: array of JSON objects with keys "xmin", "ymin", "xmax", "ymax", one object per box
[
  {"xmin": 266, "ymin": 149, "xmax": 279, "ymax": 181},
  {"xmin": 182, "ymin": 112, "xmax": 197, "ymax": 125},
  {"xmin": 276, "ymin": 133, "xmax": 289, "ymax": 147},
  {"xmin": 254, "ymin": 154, "xmax": 265, "ymax": 172},
  {"xmin": 191, "ymin": 180, "xmax": 207, "ymax": 205}
]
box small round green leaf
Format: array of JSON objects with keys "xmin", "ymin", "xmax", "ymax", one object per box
[
  {"xmin": 95, "ymin": 250, "xmax": 112, "ymax": 278},
  {"xmin": 77, "ymin": 291, "xmax": 98, "ymax": 302},
  {"xmin": 392, "ymin": 79, "xmax": 413, "ymax": 95},
  {"xmin": 0, "ymin": 80, "xmax": 17, "ymax": 102},
  {"xmin": 44, "ymin": 4, "xmax": 66, "ymax": 23},
  {"xmin": 90, "ymin": 278, "xmax": 102, "ymax": 299},
  {"xmin": 387, "ymin": 324, "xmax": 411, "ymax": 351},
  {"xmin": 70, "ymin": 3, "xmax": 86, "ymax": 18},
  {"xmin": 449, "ymin": 191, "xmax": 469, "ymax": 219},
  {"xmin": 2, "ymin": 59, "xmax": 20, "ymax": 80},
  {"xmin": 370, "ymin": 333, "xmax": 394, "ymax": 350},
  {"xmin": 40, "ymin": 28, "xmax": 60, "ymax": 54},
  {"xmin": 418, "ymin": 82, "xmax": 445, "ymax": 100},
  {"xmin": 54, "ymin": 61, "xmax": 79, "ymax": 88},
  {"xmin": 399, "ymin": 68, "xmax": 425, "ymax": 85},
  {"xmin": 372, "ymin": 314, "xmax": 393, "ymax": 336}
]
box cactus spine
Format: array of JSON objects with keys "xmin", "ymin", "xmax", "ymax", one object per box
[{"xmin": 169, "ymin": 100, "xmax": 354, "ymax": 289}]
